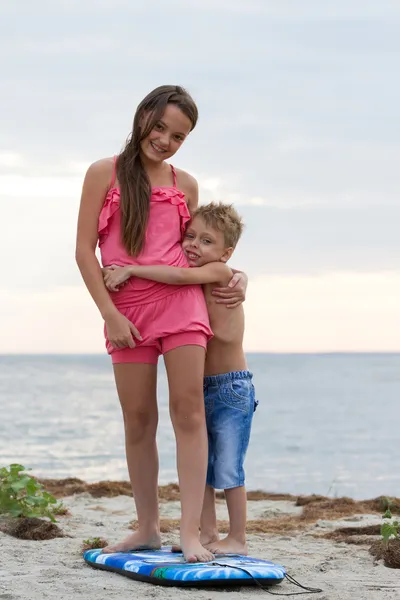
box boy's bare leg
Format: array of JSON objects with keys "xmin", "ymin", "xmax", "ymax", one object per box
[
  {"xmin": 207, "ymin": 486, "xmax": 248, "ymax": 555},
  {"xmin": 200, "ymin": 485, "xmax": 220, "ymax": 546}
]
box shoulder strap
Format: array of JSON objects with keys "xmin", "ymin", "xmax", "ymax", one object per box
[
  {"xmin": 170, "ymin": 164, "xmax": 177, "ymax": 188},
  {"xmin": 110, "ymin": 155, "xmax": 117, "ymax": 189}
]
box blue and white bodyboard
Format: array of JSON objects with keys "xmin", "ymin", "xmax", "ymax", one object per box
[{"xmin": 84, "ymin": 546, "xmax": 285, "ymax": 588}]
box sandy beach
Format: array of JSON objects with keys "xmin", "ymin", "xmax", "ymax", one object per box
[{"xmin": 0, "ymin": 480, "xmax": 399, "ymax": 600}]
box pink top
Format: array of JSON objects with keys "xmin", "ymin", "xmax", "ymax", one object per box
[{"xmin": 98, "ymin": 158, "xmax": 192, "ymax": 309}]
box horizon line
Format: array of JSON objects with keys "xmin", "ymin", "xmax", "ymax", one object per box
[{"xmin": 1, "ymin": 351, "xmax": 400, "ymax": 357}]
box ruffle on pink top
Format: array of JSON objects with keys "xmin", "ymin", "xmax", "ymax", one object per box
[
  {"xmin": 98, "ymin": 188, "xmax": 120, "ymax": 239},
  {"xmin": 98, "ymin": 186, "xmax": 191, "ymax": 242}
]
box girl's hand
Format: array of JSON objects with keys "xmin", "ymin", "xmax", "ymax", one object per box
[
  {"xmin": 105, "ymin": 309, "xmax": 142, "ymax": 349},
  {"xmin": 212, "ymin": 271, "xmax": 248, "ymax": 309},
  {"xmin": 104, "ymin": 266, "xmax": 132, "ymax": 292}
]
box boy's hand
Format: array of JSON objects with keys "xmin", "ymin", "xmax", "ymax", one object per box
[
  {"xmin": 102, "ymin": 265, "xmax": 117, "ymax": 277},
  {"xmin": 103, "ymin": 266, "xmax": 132, "ymax": 292},
  {"xmin": 212, "ymin": 271, "xmax": 248, "ymax": 308}
]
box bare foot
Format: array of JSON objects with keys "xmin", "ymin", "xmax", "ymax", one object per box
[
  {"xmin": 102, "ymin": 531, "xmax": 161, "ymax": 554},
  {"xmin": 171, "ymin": 531, "xmax": 219, "ymax": 554},
  {"xmin": 181, "ymin": 535, "xmax": 214, "ymax": 563},
  {"xmin": 207, "ymin": 535, "xmax": 248, "ymax": 556},
  {"xmin": 201, "ymin": 531, "xmax": 219, "ymax": 547}
]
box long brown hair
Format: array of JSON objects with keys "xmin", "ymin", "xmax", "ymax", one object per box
[{"xmin": 116, "ymin": 85, "xmax": 198, "ymax": 257}]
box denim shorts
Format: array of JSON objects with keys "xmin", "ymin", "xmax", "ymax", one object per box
[{"xmin": 204, "ymin": 370, "xmax": 257, "ymax": 490}]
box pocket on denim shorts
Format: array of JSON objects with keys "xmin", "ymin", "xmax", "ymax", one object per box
[{"xmin": 219, "ymin": 379, "xmax": 253, "ymax": 413}]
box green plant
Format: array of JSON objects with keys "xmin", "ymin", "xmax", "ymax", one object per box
[
  {"xmin": 82, "ymin": 537, "xmax": 108, "ymax": 551},
  {"xmin": 52, "ymin": 502, "xmax": 70, "ymax": 516},
  {"xmin": 381, "ymin": 499, "xmax": 400, "ymax": 546},
  {"xmin": 0, "ymin": 464, "xmax": 59, "ymax": 522}
]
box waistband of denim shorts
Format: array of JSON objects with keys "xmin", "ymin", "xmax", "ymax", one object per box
[{"xmin": 204, "ymin": 370, "xmax": 253, "ymax": 386}]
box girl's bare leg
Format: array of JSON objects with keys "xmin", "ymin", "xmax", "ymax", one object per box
[
  {"xmin": 103, "ymin": 363, "xmax": 161, "ymax": 553},
  {"xmin": 164, "ymin": 345, "xmax": 214, "ymax": 563},
  {"xmin": 172, "ymin": 485, "xmax": 219, "ymax": 552}
]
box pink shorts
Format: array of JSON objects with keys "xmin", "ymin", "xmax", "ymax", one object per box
[{"xmin": 105, "ymin": 286, "xmax": 213, "ymax": 365}]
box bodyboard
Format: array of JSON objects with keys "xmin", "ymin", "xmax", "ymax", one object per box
[{"xmin": 84, "ymin": 546, "xmax": 286, "ymax": 588}]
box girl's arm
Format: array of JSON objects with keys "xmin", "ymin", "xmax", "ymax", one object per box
[
  {"xmin": 104, "ymin": 262, "xmax": 232, "ymax": 291},
  {"xmin": 75, "ymin": 160, "xmax": 116, "ymax": 319},
  {"xmin": 75, "ymin": 159, "xmax": 141, "ymax": 347}
]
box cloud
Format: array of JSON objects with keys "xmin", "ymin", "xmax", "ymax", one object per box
[
  {"xmin": 3, "ymin": 0, "xmax": 400, "ymax": 19},
  {"xmin": 1, "ymin": 0, "xmax": 399, "ymax": 352},
  {"xmin": 0, "ymin": 287, "xmax": 105, "ymax": 354},
  {"xmin": 2, "ymin": 1, "xmax": 399, "ymax": 203},
  {"xmin": 1, "ymin": 174, "xmax": 81, "ymax": 199},
  {"xmin": 1, "ymin": 157, "xmax": 398, "ymax": 298},
  {"xmin": 165, "ymin": 0, "xmax": 400, "ymax": 19},
  {"xmin": 0, "ymin": 152, "xmax": 26, "ymax": 169},
  {"xmin": 244, "ymin": 271, "xmax": 400, "ymax": 352}
]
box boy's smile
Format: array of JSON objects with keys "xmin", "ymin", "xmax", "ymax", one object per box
[{"xmin": 182, "ymin": 216, "xmax": 232, "ymax": 267}]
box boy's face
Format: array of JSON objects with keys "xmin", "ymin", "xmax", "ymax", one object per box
[{"xmin": 182, "ymin": 216, "xmax": 233, "ymax": 267}]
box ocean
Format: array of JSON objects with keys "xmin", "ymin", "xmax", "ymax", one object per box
[{"xmin": 0, "ymin": 353, "xmax": 398, "ymax": 500}]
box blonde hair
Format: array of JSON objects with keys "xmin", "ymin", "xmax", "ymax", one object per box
[{"xmin": 193, "ymin": 202, "xmax": 244, "ymax": 248}]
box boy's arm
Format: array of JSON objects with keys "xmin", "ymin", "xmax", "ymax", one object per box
[{"xmin": 128, "ymin": 262, "xmax": 232, "ymax": 285}]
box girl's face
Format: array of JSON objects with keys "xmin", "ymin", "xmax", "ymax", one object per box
[{"xmin": 140, "ymin": 104, "xmax": 192, "ymax": 163}]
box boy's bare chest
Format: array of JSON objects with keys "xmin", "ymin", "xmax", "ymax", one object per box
[{"xmin": 204, "ymin": 284, "xmax": 244, "ymax": 343}]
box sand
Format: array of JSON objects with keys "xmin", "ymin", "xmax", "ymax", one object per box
[{"xmin": 0, "ymin": 484, "xmax": 399, "ymax": 600}]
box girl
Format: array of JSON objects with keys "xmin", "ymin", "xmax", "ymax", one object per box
[{"xmin": 75, "ymin": 85, "xmax": 245, "ymax": 563}]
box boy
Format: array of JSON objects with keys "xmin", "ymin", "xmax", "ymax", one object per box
[{"xmin": 104, "ymin": 202, "xmax": 256, "ymax": 555}]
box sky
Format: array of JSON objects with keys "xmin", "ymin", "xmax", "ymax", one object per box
[{"xmin": 1, "ymin": 0, "xmax": 399, "ymax": 353}]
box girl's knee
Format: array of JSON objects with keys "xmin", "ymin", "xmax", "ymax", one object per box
[
  {"xmin": 170, "ymin": 394, "xmax": 205, "ymax": 432},
  {"xmin": 124, "ymin": 407, "xmax": 158, "ymax": 443}
]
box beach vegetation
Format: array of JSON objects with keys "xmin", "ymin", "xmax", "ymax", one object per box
[
  {"xmin": 0, "ymin": 464, "xmax": 60, "ymax": 522},
  {"xmin": 381, "ymin": 499, "xmax": 399, "ymax": 546},
  {"xmin": 82, "ymin": 537, "xmax": 109, "ymax": 551}
]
